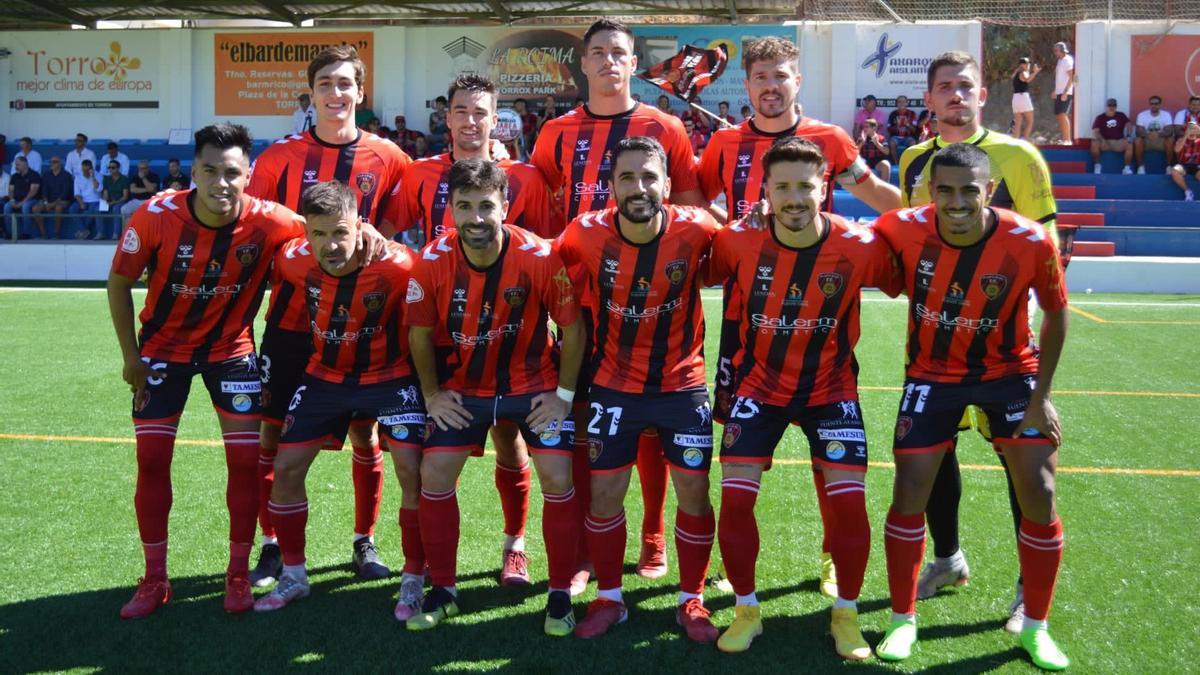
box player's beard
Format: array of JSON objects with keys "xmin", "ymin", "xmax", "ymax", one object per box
[
  {"xmin": 617, "ymin": 192, "xmax": 662, "ymax": 224},
  {"xmin": 775, "ymin": 203, "xmax": 816, "ymax": 232},
  {"xmin": 460, "ymin": 220, "xmax": 500, "ymax": 250},
  {"xmin": 755, "ymin": 90, "xmax": 792, "ymax": 119}
]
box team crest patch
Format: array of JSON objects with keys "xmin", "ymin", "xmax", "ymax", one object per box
[
  {"xmin": 895, "ymin": 416, "xmax": 913, "ymax": 440},
  {"xmin": 980, "ymin": 274, "xmax": 1009, "ymax": 300},
  {"xmin": 504, "ymin": 287, "xmax": 528, "ymax": 307},
  {"xmin": 236, "ymin": 244, "xmax": 260, "ymax": 266},
  {"xmin": 362, "ymin": 291, "xmax": 386, "ymax": 312},
  {"xmin": 406, "ymin": 279, "xmax": 424, "ymax": 303},
  {"xmin": 722, "ymin": 423, "xmax": 741, "ymax": 448},
  {"xmin": 356, "ymin": 172, "xmax": 377, "ymax": 195},
  {"xmin": 665, "ymin": 259, "xmax": 688, "ymax": 285},
  {"xmin": 121, "ymin": 227, "xmax": 141, "ymax": 254},
  {"xmin": 282, "ymin": 414, "xmax": 295, "ymax": 437},
  {"xmin": 817, "ymin": 272, "xmax": 844, "ymax": 298},
  {"xmin": 587, "ymin": 438, "xmax": 603, "ymax": 463},
  {"xmin": 133, "ymin": 388, "xmax": 151, "ymax": 412}
]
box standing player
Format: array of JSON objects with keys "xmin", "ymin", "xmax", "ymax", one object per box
[
  {"xmin": 107, "ymin": 123, "xmax": 305, "ymax": 618},
  {"xmin": 404, "ymin": 159, "xmax": 585, "ymax": 635},
  {"xmin": 706, "ymin": 137, "xmax": 901, "ymax": 657},
  {"xmin": 532, "ymin": 18, "xmax": 708, "ymax": 579},
  {"xmin": 556, "ymin": 137, "xmax": 722, "ymax": 643},
  {"xmin": 874, "ymin": 144, "xmax": 1069, "ymax": 671},
  {"xmin": 252, "ymin": 182, "xmax": 425, "ymax": 614},
  {"xmin": 697, "ymin": 35, "xmax": 901, "ymax": 597},
  {"xmin": 898, "ymin": 51, "xmax": 1059, "ymax": 631},
  {"xmin": 245, "ymin": 44, "xmax": 412, "ymax": 586},
  {"xmin": 388, "ymin": 74, "xmax": 560, "ymax": 585}
]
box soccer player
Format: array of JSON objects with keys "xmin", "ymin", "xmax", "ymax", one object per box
[
  {"xmin": 388, "ymin": 74, "xmax": 561, "ymax": 585},
  {"xmin": 245, "ymin": 44, "xmax": 412, "ymax": 586},
  {"xmin": 531, "ymin": 18, "xmax": 708, "ymax": 580},
  {"xmin": 107, "ymin": 123, "xmax": 305, "ymax": 618},
  {"xmin": 404, "ymin": 159, "xmax": 585, "ymax": 635},
  {"xmin": 898, "ymin": 51, "xmax": 1059, "ymax": 632},
  {"xmin": 696, "ymin": 35, "xmax": 901, "ymax": 598},
  {"xmin": 706, "ymin": 137, "xmax": 901, "ymax": 657},
  {"xmin": 556, "ymin": 137, "xmax": 722, "ymax": 643},
  {"xmin": 874, "ymin": 143, "xmax": 1069, "ymax": 671},
  {"xmin": 252, "ymin": 181, "xmax": 424, "ymax": 613}
]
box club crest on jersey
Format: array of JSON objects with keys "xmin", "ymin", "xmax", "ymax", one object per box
[
  {"xmin": 504, "ymin": 287, "xmax": 527, "ymax": 307},
  {"xmin": 818, "ymin": 272, "xmax": 844, "ymax": 298},
  {"xmin": 362, "ymin": 291, "xmax": 386, "ymax": 312},
  {"xmin": 121, "ymin": 227, "xmax": 141, "ymax": 254},
  {"xmin": 980, "ymin": 274, "xmax": 1009, "ymax": 300},
  {"xmin": 406, "ymin": 278, "xmax": 424, "ymax": 303},
  {"xmin": 282, "ymin": 414, "xmax": 295, "ymax": 437},
  {"xmin": 665, "ymin": 259, "xmax": 688, "ymax": 285},
  {"xmin": 722, "ymin": 423, "xmax": 741, "ymax": 448},
  {"xmin": 236, "ymin": 244, "xmax": 260, "ymax": 266},
  {"xmin": 356, "ymin": 172, "xmax": 377, "ymax": 195},
  {"xmin": 895, "ymin": 416, "xmax": 913, "ymax": 440},
  {"xmin": 587, "ymin": 438, "xmax": 603, "ymax": 462}
]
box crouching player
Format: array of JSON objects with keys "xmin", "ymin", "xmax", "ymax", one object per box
[
  {"xmin": 706, "ymin": 138, "xmax": 901, "ymax": 657},
  {"xmin": 253, "ymin": 181, "xmax": 426, "ymax": 613},
  {"xmin": 873, "ymin": 144, "xmax": 1070, "ymax": 671},
  {"xmin": 404, "ymin": 158, "xmax": 585, "ymax": 635}
]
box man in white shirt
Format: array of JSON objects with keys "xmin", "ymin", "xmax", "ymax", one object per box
[
  {"xmin": 1052, "ymin": 42, "xmax": 1075, "ymax": 144},
  {"xmin": 102, "ymin": 142, "xmax": 130, "ymax": 176},
  {"xmin": 64, "ymin": 133, "xmax": 98, "ymax": 178},
  {"xmin": 11, "ymin": 137, "xmax": 43, "ymax": 175},
  {"xmin": 291, "ymin": 94, "xmax": 315, "ymax": 135},
  {"xmin": 1134, "ymin": 95, "xmax": 1175, "ymax": 173},
  {"xmin": 69, "ymin": 159, "xmax": 103, "ymax": 239}
]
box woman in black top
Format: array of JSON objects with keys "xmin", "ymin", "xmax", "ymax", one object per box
[{"xmin": 1012, "ymin": 57, "xmax": 1042, "ymax": 140}]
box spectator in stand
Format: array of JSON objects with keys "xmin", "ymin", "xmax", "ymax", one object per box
[
  {"xmin": 98, "ymin": 159, "xmax": 130, "ymax": 239},
  {"xmin": 121, "ymin": 159, "xmax": 160, "ymax": 224},
  {"xmin": 0, "ymin": 170, "xmax": 8, "ymax": 238},
  {"xmin": 392, "ymin": 115, "xmax": 425, "ymax": 157},
  {"xmin": 684, "ymin": 117, "xmax": 707, "ymax": 155},
  {"xmin": 429, "ymin": 95, "xmax": 449, "ymax": 154},
  {"xmin": 854, "ymin": 94, "xmax": 888, "ymax": 139},
  {"xmin": 916, "ymin": 111, "xmax": 939, "ymax": 142},
  {"xmin": 856, "ymin": 118, "xmax": 891, "ymax": 182},
  {"xmin": 412, "ymin": 134, "xmax": 431, "ymax": 159},
  {"xmin": 11, "ymin": 137, "xmax": 43, "ymax": 175},
  {"xmin": 32, "ymin": 156, "xmax": 74, "ymax": 238},
  {"xmin": 70, "ymin": 159, "xmax": 102, "ymax": 238},
  {"xmin": 888, "ymin": 95, "xmax": 920, "ymax": 162},
  {"xmin": 162, "ymin": 158, "xmax": 188, "ymax": 191},
  {"xmin": 1134, "ymin": 95, "xmax": 1175, "ymax": 172},
  {"xmin": 655, "ymin": 94, "xmax": 673, "ymax": 114},
  {"xmin": 740, "ymin": 104, "xmax": 752, "ymax": 121},
  {"xmin": 1170, "ymin": 121, "xmax": 1200, "ymax": 201},
  {"xmin": 64, "ymin": 133, "xmax": 97, "ymax": 178},
  {"xmin": 1011, "ymin": 57, "xmax": 1042, "ymax": 141},
  {"xmin": 292, "ymin": 93, "xmax": 315, "ymax": 135},
  {"xmin": 365, "ymin": 117, "xmax": 383, "ymax": 136},
  {"xmin": 1052, "ymin": 41, "xmax": 1076, "ymax": 144},
  {"xmin": 355, "ymin": 93, "xmax": 378, "ymax": 129},
  {"xmin": 538, "ymin": 95, "xmax": 559, "ymax": 133},
  {"xmin": 3, "ymin": 156, "xmax": 41, "ymax": 238},
  {"xmin": 1090, "ymin": 98, "xmax": 1134, "ymax": 174},
  {"xmin": 717, "ymin": 101, "xmax": 736, "ymax": 126},
  {"xmin": 1173, "ymin": 96, "xmax": 1200, "ymax": 138},
  {"xmin": 103, "ymin": 142, "xmax": 130, "ymax": 176},
  {"xmin": 513, "ymin": 98, "xmax": 539, "ymax": 150},
  {"xmin": 679, "ymin": 105, "xmax": 710, "ymax": 135}
]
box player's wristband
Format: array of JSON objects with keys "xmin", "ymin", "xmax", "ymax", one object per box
[{"xmin": 556, "ymin": 386, "xmax": 575, "ymax": 404}]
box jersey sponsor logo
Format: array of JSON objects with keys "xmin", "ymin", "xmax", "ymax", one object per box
[
  {"xmin": 220, "ymin": 381, "xmax": 262, "ymax": 394},
  {"xmin": 390, "ymin": 425, "xmax": 410, "ymax": 440},
  {"xmin": 1006, "ymin": 411, "xmax": 1025, "ymax": 422},
  {"xmin": 756, "ymin": 265, "xmax": 774, "ymax": 281},
  {"xmin": 363, "ymin": 291, "xmax": 387, "ymax": 312},
  {"xmin": 356, "ymin": 172, "xmax": 377, "ymax": 195},
  {"xmin": 177, "ymin": 244, "xmax": 194, "ymax": 259},
  {"xmin": 605, "ymin": 297, "xmax": 681, "ymax": 320},
  {"xmin": 503, "ymin": 287, "xmax": 528, "ymax": 307},
  {"xmin": 914, "ymin": 303, "xmax": 998, "ymax": 331},
  {"xmin": 943, "ymin": 281, "xmax": 969, "ymax": 307},
  {"xmin": 694, "ymin": 402, "xmax": 712, "ymax": 426},
  {"xmin": 681, "ymin": 447, "xmax": 706, "ymax": 467},
  {"xmin": 307, "ymin": 285, "xmax": 322, "ymax": 299},
  {"xmin": 170, "ymin": 282, "xmax": 244, "ymax": 297},
  {"xmin": 552, "ymin": 268, "xmax": 575, "ymax": 305},
  {"xmin": 120, "ymin": 227, "xmax": 140, "ymax": 253},
  {"xmin": 665, "ymin": 259, "xmax": 688, "ymax": 285},
  {"xmin": 311, "ymin": 321, "xmax": 382, "ymax": 343},
  {"xmin": 236, "ymin": 244, "xmax": 260, "ymax": 266},
  {"xmin": 750, "ymin": 313, "xmax": 837, "ymax": 332},
  {"xmin": 840, "ymin": 401, "xmax": 859, "ymax": 418},
  {"xmin": 603, "ymin": 257, "xmax": 619, "ymax": 273},
  {"xmin": 406, "ymin": 278, "xmax": 424, "ymax": 303},
  {"xmin": 980, "ymin": 274, "xmax": 1009, "ymax": 300},
  {"xmin": 736, "ymin": 153, "xmax": 753, "ymax": 168},
  {"xmin": 817, "ymin": 428, "xmax": 867, "ymax": 442},
  {"xmin": 894, "ymin": 415, "xmax": 913, "ymax": 440},
  {"xmin": 379, "ymin": 412, "xmax": 426, "ymax": 426},
  {"xmin": 722, "ymin": 423, "xmax": 741, "ymax": 448},
  {"xmin": 818, "ymin": 272, "xmax": 844, "ymax": 297},
  {"xmin": 331, "ymin": 303, "xmax": 351, "ymax": 322},
  {"xmin": 673, "ymin": 433, "xmax": 713, "ymax": 448},
  {"xmin": 573, "ymin": 182, "xmax": 610, "ymax": 199},
  {"xmin": 231, "ymin": 394, "xmax": 254, "ymax": 412},
  {"xmin": 825, "ymin": 440, "xmax": 846, "ymax": 460},
  {"xmin": 303, "ymin": 169, "xmax": 318, "ymax": 186},
  {"xmin": 451, "ymin": 320, "xmax": 524, "ymax": 346},
  {"xmin": 397, "ymin": 385, "xmax": 421, "ymax": 406}
]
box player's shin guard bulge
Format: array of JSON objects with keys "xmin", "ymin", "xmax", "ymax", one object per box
[
  {"xmin": 826, "ymin": 479, "xmax": 869, "ymax": 602},
  {"xmin": 717, "ymin": 478, "xmax": 761, "ymax": 596},
  {"xmin": 223, "ymin": 430, "xmax": 260, "ymax": 576},
  {"xmin": 884, "ymin": 509, "xmax": 927, "ymax": 616},
  {"xmin": 134, "ymin": 423, "xmax": 176, "ymax": 581},
  {"xmin": 419, "ymin": 488, "xmax": 460, "ymax": 587},
  {"xmin": 351, "ymin": 443, "xmax": 384, "ymax": 538},
  {"xmin": 542, "ymin": 488, "xmax": 581, "ymax": 589}
]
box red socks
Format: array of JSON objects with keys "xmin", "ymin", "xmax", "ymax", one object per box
[
  {"xmin": 884, "ymin": 509, "xmax": 926, "ymax": 615},
  {"xmin": 542, "ymin": 488, "xmax": 581, "ymax": 589},
  {"xmin": 419, "ymin": 488, "xmax": 460, "ymax": 587},
  {"xmin": 674, "ymin": 508, "xmax": 715, "ymax": 596},
  {"xmin": 636, "ymin": 432, "xmax": 668, "ymax": 538},
  {"xmin": 717, "ymin": 478, "xmax": 760, "ymax": 596},
  {"xmin": 223, "ymin": 431, "xmax": 260, "ymax": 575},
  {"xmin": 399, "ymin": 507, "xmax": 425, "ymax": 575},
  {"xmin": 812, "ymin": 470, "xmax": 834, "ymax": 554},
  {"xmin": 1018, "ymin": 517, "xmax": 1064, "ymax": 621},
  {"xmin": 257, "ymin": 441, "xmax": 277, "ymax": 539},
  {"xmin": 270, "ymin": 500, "xmax": 309, "ymax": 567},
  {"xmin": 495, "ymin": 461, "xmax": 531, "ymax": 539},
  {"xmin": 351, "ymin": 443, "xmax": 384, "ymax": 537},
  {"xmin": 585, "ymin": 511, "xmax": 627, "ymax": 590},
  {"xmin": 134, "ymin": 423, "xmax": 175, "ymax": 580},
  {"xmin": 825, "ymin": 479, "xmax": 870, "ymax": 601},
  {"xmin": 572, "ymin": 435, "xmax": 592, "ymax": 566}
]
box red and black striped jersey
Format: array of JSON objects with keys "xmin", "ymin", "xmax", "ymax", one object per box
[
  {"xmin": 555, "ymin": 204, "xmax": 719, "ymax": 394},
  {"xmin": 706, "ymin": 214, "xmax": 902, "ymax": 407},
  {"xmin": 385, "ymin": 153, "xmax": 560, "ymax": 241},
  {"xmin": 273, "ymin": 238, "xmax": 415, "ymax": 386},
  {"xmin": 248, "ymin": 129, "xmax": 412, "ymax": 333},
  {"xmin": 530, "ymin": 103, "xmax": 700, "ymax": 223},
  {"xmin": 698, "ymin": 117, "xmax": 863, "ymax": 223},
  {"xmin": 874, "ymin": 205, "xmax": 1068, "ymax": 384},
  {"xmin": 405, "ymin": 225, "xmax": 579, "ymax": 397},
  {"xmin": 1178, "ymin": 137, "xmax": 1200, "ymax": 164},
  {"xmin": 111, "ymin": 190, "xmax": 304, "ymax": 363}
]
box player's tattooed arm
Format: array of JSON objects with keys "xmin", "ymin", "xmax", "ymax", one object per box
[
  {"xmin": 1015, "ymin": 306, "xmax": 1069, "ymax": 447},
  {"xmin": 107, "ymin": 271, "xmax": 158, "ymax": 398},
  {"xmin": 409, "ymin": 324, "xmax": 472, "ymax": 430}
]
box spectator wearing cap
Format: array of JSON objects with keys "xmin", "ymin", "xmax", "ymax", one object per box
[
  {"xmin": 1052, "ymin": 41, "xmax": 1076, "ymax": 144},
  {"xmin": 32, "ymin": 156, "xmax": 75, "ymax": 238},
  {"xmin": 3, "ymin": 155, "xmax": 42, "ymax": 238},
  {"xmin": 854, "ymin": 95, "xmax": 888, "ymax": 140},
  {"xmin": 888, "ymin": 95, "xmax": 919, "ymax": 163},
  {"xmin": 64, "ymin": 133, "xmax": 97, "ymax": 178},
  {"xmin": 1090, "ymin": 98, "xmax": 1133, "ymax": 174},
  {"xmin": 1135, "ymin": 95, "xmax": 1175, "ymax": 172},
  {"xmin": 856, "ymin": 117, "xmax": 891, "ymax": 183},
  {"xmin": 10, "ymin": 137, "xmax": 42, "ymax": 175},
  {"xmin": 103, "ymin": 142, "xmax": 130, "ymax": 176},
  {"xmin": 292, "ymin": 93, "xmax": 315, "ymax": 135}
]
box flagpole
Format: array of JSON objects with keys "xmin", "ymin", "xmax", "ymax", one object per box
[{"xmin": 688, "ymin": 101, "xmax": 734, "ymax": 128}]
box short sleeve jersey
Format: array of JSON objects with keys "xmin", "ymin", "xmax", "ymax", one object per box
[
  {"xmin": 697, "ymin": 117, "xmax": 862, "ymax": 223},
  {"xmin": 248, "ymin": 129, "xmax": 412, "ymax": 333},
  {"xmin": 874, "ymin": 204, "xmax": 1068, "ymax": 384},
  {"xmin": 555, "ymin": 204, "xmax": 719, "ymax": 394},
  {"xmin": 900, "ymin": 128, "xmax": 1058, "ymax": 232},
  {"xmin": 405, "ymin": 225, "xmax": 579, "ymax": 397},
  {"xmin": 706, "ymin": 214, "xmax": 901, "ymax": 407},
  {"xmin": 530, "ymin": 103, "xmax": 700, "ymax": 223},
  {"xmin": 273, "ymin": 238, "xmax": 415, "ymax": 386},
  {"xmin": 110, "ymin": 190, "xmax": 304, "ymax": 364},
  {"xmin": 385, "ymin": 153, "xmax": 559, "ymax": 241}
]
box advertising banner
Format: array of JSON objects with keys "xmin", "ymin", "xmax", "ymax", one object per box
[
  {"xmin": 9, "ymin": 33, "xmax": 159, "ymax": 110},
  {"xmin": 1130, "ymin": 35, "xmax": 1200, "ymax": 114},
  {"xmin": 854, "ymin": 24, "xmax": 975, "ymax": 109}
]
